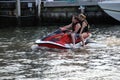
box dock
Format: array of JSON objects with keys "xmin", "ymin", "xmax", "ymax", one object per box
[
  {"xmin": 41, "ymin": 0, "xmax": 113, "ymax": 24},
  {"xmin": 43, "ymin": 0, "xmax": 99, "ymax": 7},
  {"xmin": 0, "ymin": 0, "xmax": 117, "ymax": 26}
]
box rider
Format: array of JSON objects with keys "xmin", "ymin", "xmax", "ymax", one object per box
[
  {"xmin": 78, "ymin": 13, "xmax": 90, "ymax": 47},
  {"xmin": 60, "ymin": 15, "xmax": 82, "ymax": 48},
  {"xmin": 60, "ymin": 13, "xmax": 90, "ymax": 48}
]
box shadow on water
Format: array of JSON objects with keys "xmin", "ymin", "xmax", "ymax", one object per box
[{"xmin": 0, "ymin": 25, "xmax": 120, "ymax": 80}]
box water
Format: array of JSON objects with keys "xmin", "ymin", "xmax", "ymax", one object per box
[{"xmin": 0, "ymin": 25, "xmax": 120, "ymax": 80}]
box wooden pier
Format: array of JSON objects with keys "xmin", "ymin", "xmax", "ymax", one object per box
[{"xmin": 0, "ymin": 0, "xmax": 118, "ymax": 26}]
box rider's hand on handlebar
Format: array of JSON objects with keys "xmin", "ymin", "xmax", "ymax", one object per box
[{"xmin": 60, "ymin": 27, "xmax": 67, "ymax": 31}]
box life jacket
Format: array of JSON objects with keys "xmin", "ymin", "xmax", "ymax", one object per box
[
  {"xmin": 72, "ymin": 22, "xmax": 81, "ymax": 34},
  {"xmin": 79, "ymin": 20, "xmax": 90, "ymax": 33}
]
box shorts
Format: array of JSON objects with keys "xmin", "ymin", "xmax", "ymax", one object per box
[{"xmin": 75, "ymin": 33, "xmax": 80, "ymax": 39}]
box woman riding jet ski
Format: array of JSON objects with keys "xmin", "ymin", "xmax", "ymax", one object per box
[
  {"xmin": 35, "ymin": 14, "xmax": 91, "ymax": 49},
  {"xmin": 60, "ymin": 14, "xmax": 90, "ymax": 48}
]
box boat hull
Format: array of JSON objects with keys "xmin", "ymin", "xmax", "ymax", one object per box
[{"xmin": 98, "ymin": 1, "xmax": 120, "ymax": 22}]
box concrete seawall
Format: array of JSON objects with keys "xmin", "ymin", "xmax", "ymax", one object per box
[{"xmin": 41, "ymin": 5, "xmax": 119, "ymax": 25}]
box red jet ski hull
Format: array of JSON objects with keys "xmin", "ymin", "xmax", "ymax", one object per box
[{"xmin": 35, "ymin": 29, "xmax": 91, "ymax": 49}]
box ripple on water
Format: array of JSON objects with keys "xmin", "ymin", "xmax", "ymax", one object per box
[
  {"xmin": 0, "ymin": 25, "xmax": 120, "ymax": 80},
  {"xmin": 0, "ymin": 63, "xmax": 23, "ymax": 73}
]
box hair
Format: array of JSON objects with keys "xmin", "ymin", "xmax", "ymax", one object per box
[
  {"xmin": 79, "ymin": 13, "xmax": 86, "ymax": 19},
  {"xmin": 74, "ymin": 16, "xmax": 79, "ymax": 21}
]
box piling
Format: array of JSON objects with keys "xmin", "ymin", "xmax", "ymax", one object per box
[
  {"xmin": 16, "ymin": 0, "xmax": 21, "ymax": 26},
  {"xmin": 38, "ymin": 0, "xmax": 41, "ymax": 18},
  {"xmin": 78, "ymin": 5, "xmax": 85, "ymax": 13},
  {"xmin": 38, "ymin": 0, "xmax": 41, "ymax": 23},
  {"xmin": 35, "ymin": 0, "xmax": 41, "ymax": 25}
]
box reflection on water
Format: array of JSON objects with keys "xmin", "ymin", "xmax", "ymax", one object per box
[{"xmin": 0, "ymin": 25, "xmax": 120, "ymax": 80}]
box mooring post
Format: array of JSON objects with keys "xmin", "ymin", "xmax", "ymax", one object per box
[
  {"xmin": 16, "ymin": 0, "xmax": 21, "ymax": 26},
  {"xmin": 38, "ymin": 0, "xmax": 41, "ymax": 21},
  {"xmin": 78, "ymin": 5, "xmax": 85, "ymax": 14},
  {"xmin": 35, "ymin": 0, "xmax": 40, "ymax": 25},
  {"xmin": 35, "ymin": 0, "xmax": 41, "ymax": 25},
  {"xmin": 35, "ymin": 0, "xmax": 38, "ymax": 6}
]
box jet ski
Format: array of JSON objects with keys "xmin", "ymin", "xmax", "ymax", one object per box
[{"xmin": 35, "ymin": 29, "xmax": 92, "ymax": 49}]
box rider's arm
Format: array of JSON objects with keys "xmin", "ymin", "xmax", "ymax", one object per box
[
  {"xmin": 80, "ymin": 22, "xmax": 86, "ymax": 34},
  {"xmin": 73, "ymin": 23, "xmax": 81, "ymax": 33},
  {"xmin": 60, "ymin": 23, "xmax": 72, "ymax": 30}
]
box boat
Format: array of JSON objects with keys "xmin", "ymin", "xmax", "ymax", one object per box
[
  {"xmin": 35, "ymin": 29, "xmax": 91, "ymax": 49},
  {"xmin": 98, "ymin": 0, "xmax": 120, "ymax": 22}
]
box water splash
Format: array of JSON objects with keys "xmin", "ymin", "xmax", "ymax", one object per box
[{"xmin": 105, "ymin": 36, "xmax": 120, "ymax": 46}]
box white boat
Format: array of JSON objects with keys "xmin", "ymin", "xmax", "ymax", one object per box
[{"xmin": 98, "ymin": 0, "xmax": 120, "ymax": 22}]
